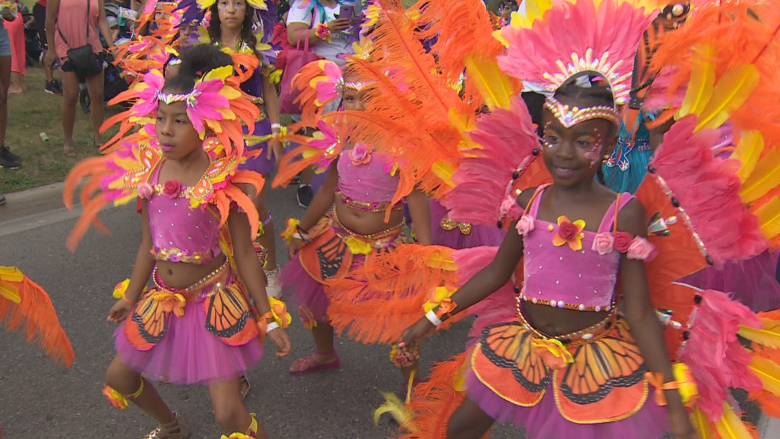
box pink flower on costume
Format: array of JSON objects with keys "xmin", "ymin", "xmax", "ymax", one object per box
[
  {"xmin": 627, "ymin": 237, "xmax": 657, "ymax": 261},
  {"xmin": 185, "ymin": 78, "xmax": 231, "ymax": 136},
  {"xmin": 132, "ymin": 71, "xmax": 165, "ymax": 117},
  {"xmin": 350, "ymin": 143, "xmax": 371, "ymax": 165},
  {"xmin": 163, "ymin": 180, "xmax": 181, "ymax": 198},
  {"xmin": 311, "ymin": 61, "xmax": 343, "ymax": 106},
  {"xmin": 591, "ymin": 232, "xmax": 614, "ymax": 255},
  {"xmin": 515, "ymin": 215, "xmax": 535, "ymax": 235},
  {"xmin": 137, "ymin": 182, "xmax": 154, "ymax": 199},
  {"xmin": 614, "ymin": 231, "xmax": 633, "ymax": 253}
]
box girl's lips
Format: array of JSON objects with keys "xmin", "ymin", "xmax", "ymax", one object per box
[
  {"xmin": 161, "ymin": 144, "xmax": 175, "ymax": 152},
  {"xmin": 553, "ymin": 166, "xmax": 576, "ymax": 177}
]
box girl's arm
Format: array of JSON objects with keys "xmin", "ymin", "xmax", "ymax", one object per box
[
  {"xmin": 618, "ymin": 199, "xmax": 696, "ymax": 438},
  {"xmin": 108, "ymin": 201, "xmax": 156, "ymax": 322},
  {"xmin": 406, "ymin": 189, "xmax": 431, "ymax": 246},
  {"xmin": 44, "ymin": 0, "xmax": 59, "ymax": 56},
  {"xmin": 286, "ymin": 19, "xmax": 350, "ymax": 46},
  {"xmin": 228, "ymin": 206, "xmax": 292, "ymax": 356},
  {"xmin": 298, "ymin": 160, "xmax": 338, "ymax": 232},
  {"xmin": 260, "ymin": 70, "xmax": 283, "ymax": 163},
  {"xmin": 97, "ymin": 0, "xmax": 115, "ymax": 49}
]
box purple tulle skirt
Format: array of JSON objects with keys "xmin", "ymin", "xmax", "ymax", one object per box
[
  {"xmin": 682, "ymin": 251, "xmax": 780, "ymax": 312},
  {"xmin": 429, "ymin": 200, "xmax": 505, "ymax": 249},
  {"xmin": 465, "ymin": 372, "xmax": 670, "ymax": 439},
  {"xmin": 239, "ymin": 119, "xmax": 274, "ymax": 176},
  {"xmin": 281, "ymin": 255, "xmax": 338, "ymax": 325},
  {"xmin": 114, "ymin": 276, "xmax": 264, "ymax": 385}
]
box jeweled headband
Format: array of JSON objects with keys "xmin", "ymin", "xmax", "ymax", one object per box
[{"xmin": 544, "ymin": 96, "xmax": 620, "ymax": 128}]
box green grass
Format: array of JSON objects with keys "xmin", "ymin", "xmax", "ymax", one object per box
[{"xmin": 0, "ymin": 66, "xmax": 122, "ymax": 193}]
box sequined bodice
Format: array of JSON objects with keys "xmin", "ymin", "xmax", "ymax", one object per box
[
  {"xmin": 147, "ymin": 164, "xmax": 223, "ymax": 264},
  {"xmin": 520, "ymin": 187, "xmax": 633, "ymax": 311},
  {"xmin": 336, "ymin": 149, "xmax": 400, "ymax": 211}
]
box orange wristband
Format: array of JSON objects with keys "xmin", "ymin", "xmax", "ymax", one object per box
[
  {"xmin": 121, "ymin": 294, "xmax": 136, "ymax": 306},
  {"xmin": 645, "ymin": 372, "xmax": 680, "ymax": 406}
]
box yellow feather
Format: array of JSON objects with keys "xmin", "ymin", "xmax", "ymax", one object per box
[
  {"xmin": 713, "ymin": 404, "xmax": 753, "ymax": 439},
  {"xmin": 748, "ymin": 356, "xmax": 780, "ymax": 397},
  {"xmin": 677, "ymin": 45, "xmax": 715, "ymax": 119},
  {"xmin": 739, "ymin": 317, "xmax": 780, "ymax": 349},
  {"xmin": 740, "ymin": 149, "xmax": 780, "ymax": 203},
  {"xmin": 732, "ymin": 131, "xmax": 764, "ymax": 182},
  {"xmin": 432, "ymin": 160, "xmax": 456, "ymax": 188},
  {"xmin": 510, "ymin": 0, "xmax": 552, "ymax": 29},
  {"xmin": 463, "ymin": 54, "xmax": 517, "ymax": 111},
  {"xmin": 753, "ymin": 197, "xmax": 780, "ymax": 240},
  {"xmin": 691, "ymin": 407, "xmax": 717, "ymax": 439},
  {"xmin": 373, "ymin": 391, "xmax": 416, "ymax": 431},
  {"xmin": 696, "ymin": 64, "xmax": 760, "ymax": 131}
]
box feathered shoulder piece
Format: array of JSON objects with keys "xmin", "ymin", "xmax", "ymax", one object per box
[
  {"xmin": 496, "ymin": 0, "xmax": 657, "ymax": 104},
  {"xmin": 101, "ymin": 67, "xmax": 260, "ymax": 155},
  {"xmin": 272, "ymin": 120, "xmax": 346, "ymax": 188}
]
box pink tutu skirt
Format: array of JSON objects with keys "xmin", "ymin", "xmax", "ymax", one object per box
[
  {"xmin": 115, "ymin": 266, "xmax": 264, "ymax": 385},
  {"xmin": 465, "ymin": 372, "xmax": 670, "ymax": 439},
  {"xmin": 430, "ymin": 200, "xmax": 506, "ymax": 249},
  {"xmin": 281, "ymin": 254, "xmax": 341, "ymax": 325}
]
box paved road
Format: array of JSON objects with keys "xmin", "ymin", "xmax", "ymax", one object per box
[{"xmin": 0, "ymin": 184, "xmax": 518, "ymax": 438}]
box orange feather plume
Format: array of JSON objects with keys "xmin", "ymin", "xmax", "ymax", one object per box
[{"xmin": 0, "ymin": 267, "xmax": 74, "ymax": 367}]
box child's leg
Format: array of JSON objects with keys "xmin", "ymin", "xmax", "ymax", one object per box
[
  {"xmin": 288, "ymin": 323, "xmax": 339, "ymax": 374},
  {"xmin": 446, "ymin": 398, "xmax": 495, "ymax": 439},
  {"xmin": 105, "ymin": 355, "xmax": 176, "ymax": 425},
  {"xmin": 209, "ymin": 378, "xmax": 268, "ymax": 439}
]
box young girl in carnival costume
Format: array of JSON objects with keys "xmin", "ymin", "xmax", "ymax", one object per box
[
  {"xmin": 272, "ymin": 55, "xmax": 434, "ymax": 380},
  {"xmin": 173, "ymin": 0, "xmax": 285, "ymax": 298},
  {"xmin": 0, "ymin": 266, "xmax": 74, "ymax": 435},
  {"xmin": 64, "ymin": 44, "xmax": 292, "ymax": 439},
  {"xmin": 333, "ymin": 0, "xmax": 780, "ymax": 438}
]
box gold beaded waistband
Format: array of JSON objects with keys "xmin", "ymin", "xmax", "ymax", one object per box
[
  {"xmin": 335, "ymin": 189, "xmax": 402, "ymax": 213},
  {"xmin": 516, "ymin": 295, "xmax": 618, "ymax": 347},
  {"xmin": 328, "ymin": 206, "xmax": 405, "ymax": 242},
  {"xmin": 152, "ymin": 259, "xmax": 230, "ymax": 302}
]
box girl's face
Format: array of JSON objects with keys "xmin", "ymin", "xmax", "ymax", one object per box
[
  {"xmin": 541, "ymin": 97, "xmax": 617, "ymax": 186},
  {"xmin": 218, "ymin": 0, "xmax": 246, "ymax": 31},
  {"xmin": 342, "ymin": 88, "xmax": 366, "ymax": 111},
  {"xmin": 155, "ymin": 99, "xmax": 203, "ymax": 160}
]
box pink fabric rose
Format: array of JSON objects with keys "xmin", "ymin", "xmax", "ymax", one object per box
[
  {"xmin": 614, "ymin": 231, "xmax": 633, "ymax": 253},
  {"xmin": 163, "ymin": 180, "xmax": 181, "ymax": 198},
  {"xmin": 558, "ymin": 221, "xmax": 578, "ymax": 241},
  {"xmin": 137, "ymin": 182, "xmax": 154, "ymax": 199},
  {"xmin": 515, "ymin": 215, "xmax": 535, "ymax": 235},
  {"xmin": 350, "ymin": 143, "xmax": 371, "ymax": 165},
  {"xmin": 591, "ymin": 232, "xmax": 614, "ymax": 255},
  {"xmin": 627, "ymin": 237, "xmax": 657, "ymax": 261}
]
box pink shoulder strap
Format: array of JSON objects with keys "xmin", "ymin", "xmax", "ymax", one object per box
[
  {"xmin": 523, "ymin": 184, "xmax": 551, "ymax": 218},
  {"xmin": 597, "ymin": 192, "xmax": 635, "ymax": 233}
]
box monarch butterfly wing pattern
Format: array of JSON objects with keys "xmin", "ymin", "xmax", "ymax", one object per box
[
  {"xmin": 124, "ymin": 292, "xmax": 167, "ymax": 351},
  {"xmin": 204, "ymin": 284, "xmax": 259, "ymax": 346},
  {"xmin": 471, "ymin": 322, "xmax": 550, "ymax": 407},
  {"xmin": 554, "ymin": 319, "xmax": 649, "ymax": 423},
  {"xmin": 299, "ymin": 227, "xmax": 353, "ymax": 282}
]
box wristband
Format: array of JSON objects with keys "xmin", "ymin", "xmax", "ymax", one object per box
[
  {"xmin": 266, "ymin": 322, "xmax": 280, "ymax": 333},
  {"xmin": 271, "ymin": 123, "xmax": 282, "ymax": 131},
  {"xmin": 316, "ymin": 23, "xmax": 331, "ymax": 41},
  {"xmin": 292, "ymin": 232, "xmax": 308, "ymax": 241},
  {"xmin": 425, "ymin": 310, "xmax": 442, "ymax": 327},
  {"xmin": 121, "ymin": 294, "xmax": 136, "ymax": 306}
]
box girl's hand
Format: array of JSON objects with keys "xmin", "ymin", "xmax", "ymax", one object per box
[
  {"xmin": 668, "ymin": 406, "xmax": 698, "ymax": 439},
  {"xmin": 267, "ymin": 328, "xmax": 292, "ymax": 357},
  {"xmin": 397, "ymin": 318, "xmax": 436, "ymax": 359},
  {"xmin": 288, "ymin": 237, "xmax": 305, "ymax": 258},
  {"xmin": 267, "ymin": 138, "xmax": 283, "ymax": 165},
  {"xmin": 107, "ymin": 299, "xmax": 134, "ymax": 323},
  {"xmin": 327, "ymin": 17, "xmax": 351, "ymax": 33}
]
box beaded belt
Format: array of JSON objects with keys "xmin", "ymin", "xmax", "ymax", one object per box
[
  {"xmin": 328, "ymin": 207, "xmax": 405, "ymax": 249},
  {"xmin": 516, "ymin": 296, "xmax": 619, "ymax": 347},
  {"xmin": 152, "ymin": 258, "xmax": 230, "ymax": 303},
  {"xmin": 335, "ymin": 189, "xmax": 402, "ymax": 213}
]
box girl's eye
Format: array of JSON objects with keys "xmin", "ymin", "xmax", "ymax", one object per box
[
  {"xmin": 543, "ymin": 135, "xmax": 560, "ymax": 145},
  {"xmin": 156, "ymin": 116, "xmax": 164, "ymax": 122},
  {"xmin": 175, "ymin": 119, "xmax": 186, "ymax": 124},
  {"xmin": 575, "ymin": 140, "xmax": 594, "ymax": 148}
]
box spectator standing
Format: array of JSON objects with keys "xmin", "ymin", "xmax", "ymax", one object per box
[
  {"xmin": 33, "ymin": 0, "xmax": 63, "ymax": 94},
  {"xmin": 6, "ymin": 0, "xmax": 25, "ymax": 94},
  {"xmin": 0, "ymin": 3, "xmax": 21, "ymax": 205},
  {"xmin": 44, "ymin": 0, "xmax": 115, "ymax": 157}
]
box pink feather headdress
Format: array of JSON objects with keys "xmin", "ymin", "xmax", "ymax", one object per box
[{"xmin": 497, "ymin": 0, "xmax": 657, "ymax": 105}]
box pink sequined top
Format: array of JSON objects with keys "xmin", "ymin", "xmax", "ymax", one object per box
[
  {"xmin": 146, "ymin": 164, "xmax": 223, "ymax": 264},
  {"xmin": 520, "ymin": 186, "xmax": 634, "ymax": 312},
  {"xmin": 335, "ymin": 148, "xmax": 401, "ymax": 212}
]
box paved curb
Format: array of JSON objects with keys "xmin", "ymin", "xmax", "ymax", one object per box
[{"xmin": 0, "ymin": 182, "xmax": 68, "ymax": 224}]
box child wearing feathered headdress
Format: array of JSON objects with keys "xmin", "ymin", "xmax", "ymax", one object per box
[{"xmin": 65, "ymin": 44, "xmax": 292, "ymax": 439}]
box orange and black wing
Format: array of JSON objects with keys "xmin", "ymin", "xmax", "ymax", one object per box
[
  {"xmin": 204, "ymin": 284, "xmax": 259, "ymax": 346},
  {"xmin": 471, "ymin": 322, "xmax": 549, "ymax": 406},
  {"xmin": 125, "ymin": 292, "xmax": 167, "ymax": 351},
  {"xmin": 554, "ymin": 319, "xmax": 649, "ymax": 423}
]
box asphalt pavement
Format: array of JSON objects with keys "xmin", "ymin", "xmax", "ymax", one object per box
[{"xmin": 0, "ymin": 183, "xmax": 519, "ymax": 439}]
